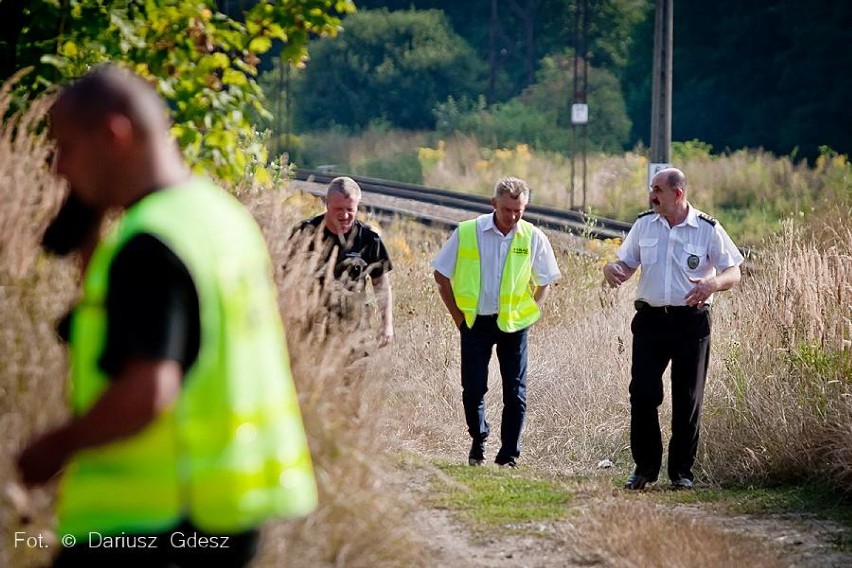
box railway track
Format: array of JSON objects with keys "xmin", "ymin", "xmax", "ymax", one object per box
[{"xmin": 294, "ymin": 168, "xmax": 631, "ymax": 240}]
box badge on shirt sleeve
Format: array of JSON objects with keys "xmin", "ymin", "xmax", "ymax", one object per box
[{"xmin": 687, "ymin": 254, "xmax": 700, "ymax": 269}]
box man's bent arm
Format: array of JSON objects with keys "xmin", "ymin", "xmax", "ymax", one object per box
[
  {"xmin": 372, "ymin": 273, "xmax": 394, "ymax": 347},
  {"xmin": 685, "ymin": 264, "xmax": 742, "ymax": 306},
  {"xmin": 17, "ymin": 359, "xmax": 182, "ymax": 485},
  {"xmin": 433, "ymin": 270, "xmax": 464, "ymax": 327},
  {"xmin": 603, "ymin": 260, "xmax": 637, "ymax": 288},
  {"xmin": 713, "ymin": 264, "xmax": 741, "ymax": 292},
  {"xmin": 534, "ymin": 284, "xmax": 551, "ymax": 306}
]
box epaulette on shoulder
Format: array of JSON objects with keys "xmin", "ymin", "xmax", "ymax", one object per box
[
  {"xmin": 637, "ymin": 209, "xmax": 655, "ymax": 219},
  {"xmin": 697, "ymin": 212, "xmax": 717, "ymax": 226}
]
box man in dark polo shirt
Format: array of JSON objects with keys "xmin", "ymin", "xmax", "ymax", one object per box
[{"xmin": 293, "ymin": 176, "xmax": 394, "ymax": 347}]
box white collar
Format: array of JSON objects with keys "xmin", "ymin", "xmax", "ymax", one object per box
[
  {"xmin": 480, "ymin": 213, "xmax": 517, "ymax": 237},
  {"xmin": 651, "ymin": 203, "xmax": 698, "ymax": 228}
]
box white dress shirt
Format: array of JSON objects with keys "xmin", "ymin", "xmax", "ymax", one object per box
[
  {"xmin": 617, "ymin": 204, "xmax": 744, "ymax": 306},
  {"xmin": 431, "ymin": 213, "xmax": 561, "ymax": 315}
]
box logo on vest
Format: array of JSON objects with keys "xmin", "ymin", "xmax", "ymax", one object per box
[{"xmin": 512, "ymin": 246, "xmax": 530, "ymax": 255}]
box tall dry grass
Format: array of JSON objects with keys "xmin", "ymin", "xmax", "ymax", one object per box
[
  {"xmin": 0, "ymin": 84, "xmax": 426, "ymax": 567},
  {"xmin": 561, "ymin": 499, "xmax": 784, "ymax": 567},
  {"xmin": 418, "ymin": 134, "xmax": 648, "ymax": 216},
  {"xmin": 4, "ymin": 74, "xmax": 850, "ymax": 566},
  {"xmin": 701, "ymin": 214, "xmax": 852, "ymax": 490},
  {"xmin": 385, "ymin": 203, "xmax": 851, "ymax": 496},
  {"xmin": 0, "ymin": 76, "xmax": 77, "ymax": 568},
  {"xmin": 380, "ymin": 198, "xmax": 850, "ymax": 562}
]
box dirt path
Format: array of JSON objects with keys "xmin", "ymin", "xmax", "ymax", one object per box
[{"xmin": 396, "ymin": 461, "xmax": 852, "ymax": 568}]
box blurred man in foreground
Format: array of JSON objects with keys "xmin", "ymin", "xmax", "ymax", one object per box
[{"xmin": 17, "ymin": 64, "xmax": 316, "ymax": 566}]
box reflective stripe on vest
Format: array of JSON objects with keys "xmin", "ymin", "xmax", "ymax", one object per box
[
  {"xmin": 58, "ymin": 179, "xmax": 316, "ymax": 537},
  {"xmin": 452, "ymin": 218, "xmax": 540, "ymax": 332}
]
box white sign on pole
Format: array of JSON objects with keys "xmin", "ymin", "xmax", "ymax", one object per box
[
  {"xmin": 571, "ymin": 103, "xmax": 588, "ymax": 125},
  {"xmin": 647, "ymin": 162, "xmax": 672, "ymax": 190}
]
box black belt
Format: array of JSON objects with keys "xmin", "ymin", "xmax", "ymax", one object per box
[{"xmin": 634, "ymin": 300, "xmax": 708, "ymax": 313}]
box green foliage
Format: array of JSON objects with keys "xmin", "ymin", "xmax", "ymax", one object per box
[
  {"xmin": 434, "ymin": 462, "xmax": 572, "ymax": 527},
  {"xmin": 651, "ymin": 483, "xmax": 852, "ymax": 529},
  {"xmin": 520, "ymin": 54, "xmax": 632, "ymax": 153},
  {"xmin": 357, "ymin": 0, "xmax": 651, "ymax": 100},
  {"xmin": 7, "ymin": 0, "xmax": 354, "ymax": 183},
  {"xmin": 671, "ymin": 139, "xmax": 714, "ymax": 162},
  {"xmin": 624, "ymin": 0, "xmax": 852, "ymax": 160},
  {"xmin": 352, "ymin": 151, "xmax": 423, "ymax": 184},
  {"xmin": 784, "ymin": 342, "xmax": 852, "ymax": 423},
  {"xmin": 290, "ymin": 126, "xmax": 354, "ymax": 169},
  {"xmin": 436, "ymin": 98, "xmax": 562, "ymax": 151},
  {"xmin": 436, "ymin": 54, "xmax": 631, "ymax": 154},
  {"xmin": 289, "ymin": 8, "xmax": 485, "ymax": 131},
  {"xmin": 432, "ymin": 95, "xmax": 486, "ymax": 134}
]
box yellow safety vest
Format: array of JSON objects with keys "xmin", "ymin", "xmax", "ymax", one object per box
[
  {"xmin": 57, "ymin": 179, "xmax": 316, "ymax": 538},
  {"xmin": 452, "ymin": 218, "xmax": 541, "ymax": 332}
]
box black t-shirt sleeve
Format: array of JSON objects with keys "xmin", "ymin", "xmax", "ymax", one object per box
[
  {"xmin": 99, "ymin": 233, "xmax": 200, "ymax": 377},
  {"xmin": 41, "ymin": 192, "xmax": 100, "ymax": 256},
  {"xmin": 365, "ymin": 232, "xmax": 393, "ymax": 280}
]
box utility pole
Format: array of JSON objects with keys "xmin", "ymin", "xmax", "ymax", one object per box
[
  {"xmin": 488, "ymin": 0, "xmax": 498, "ymax": 103},
  {"xmin": 487, "ymin": 0, "xmax": 540, "ymax": 103},
  {"xmin": 276, "ymin": 56, "xmax": 285, "ymax": 158},
  {"xmin": 649, "ymin": 0, "xmax": 673, "ymax": 186},
  {"xmin": 570, "ymin": 0, "xmax": 589, "ymax": 211}
]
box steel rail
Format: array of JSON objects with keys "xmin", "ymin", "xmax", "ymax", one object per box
[{"xmin": 295, "ymin": 168, "xmax": 630, "ymax": 240}]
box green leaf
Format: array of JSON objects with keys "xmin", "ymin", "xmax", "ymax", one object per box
[
  {"xmin": 60, "ymin": 41, "xmax": 78, "ymax": 57},
  {"xmin": 248, "ymin": 36, "xmax": 272, "ymax": 54},
  {"xmin": 222, "ymin": 68, "xmax": 248, "ymax": 87},
  {"xmin": 254, "ymin": 166, "xmax": 271, "ymax": 186}
]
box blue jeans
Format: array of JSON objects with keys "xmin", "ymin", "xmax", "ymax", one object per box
[{"xmin": 460, "ymin": 315, "xmax": 529, "ymax": 463}]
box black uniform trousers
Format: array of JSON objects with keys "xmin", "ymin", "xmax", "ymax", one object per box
[
  {"xmin": 460, "ymin": 314, "xmax": 529, "ymax": 464},
  {"xmin": 629, "ymin": 304, "xmax": 711, "ymax": 482}
]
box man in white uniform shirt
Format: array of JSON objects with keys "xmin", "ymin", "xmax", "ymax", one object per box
[
  {"xmin": 603, "ymin": 168, "xmax": 743, "ymax": 490},
  {"xmin": 432, "ymin": 177, "xmax": 561, "ymax": 468}
]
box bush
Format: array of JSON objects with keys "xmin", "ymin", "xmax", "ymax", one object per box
[
  {"xmin": 434, "ymin": 54, "xmax": 631, "ymax": 155},
  {"xmin": 291, "ymin": 8, "xmax": 485, "ymax": 131},
  {"xmin": 701, "ymin": 220, "xmax": 852, "ymax": 491},
  {"xmin": 352, "ymin": 151, "xmax": 424, "ymax": 184}
]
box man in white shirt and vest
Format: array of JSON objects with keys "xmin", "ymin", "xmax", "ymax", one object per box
[
  {"xmin": 432, "ymin": 177, "xmax": 561, "ymax": 468},
  {"xmin": 603, "ymin": 167, "xmax": 743, "ymax": 490}
]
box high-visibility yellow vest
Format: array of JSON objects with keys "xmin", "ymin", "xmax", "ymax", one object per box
[
  {"xmin": 452, "ymin": 218, "xmax": 540, "ymax": 332},
  {"xmin": 57, "ymin": 179, "xmax": 317, "ymax": 538}
]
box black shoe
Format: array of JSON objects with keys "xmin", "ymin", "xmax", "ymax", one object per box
[
  {"xmin": 671, "ymin": 477, "xmax": 694, "ymax": 490},
  {"xmin": 624, "ymin": 472, "xmax": 655, "ymax": 490},
  {"xmin": 468, "ymin": 439, "xmax": 486, "ymax": 466},
  {"xmin": 496, "ymin": 458, "xmax": 517, "ymax": 468}
]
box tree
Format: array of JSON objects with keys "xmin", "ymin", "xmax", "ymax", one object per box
[
  {"xmin": 290, "ymin": 9, "xmax": 485, "ymax": 131},
  {"xmin": 623, "ymin": 0, "xmax": 852, "ymax": 159},
  {"xmin": 438, "ymin": 54, "xmax": 631, "ymax": 154},
  {"xmin": 5, "ymin": 0, "xmax": 354, "ymax": 183},
  {"xmin": 355, "ymin": 0, "xmax": 650, "ymax": 101}
]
